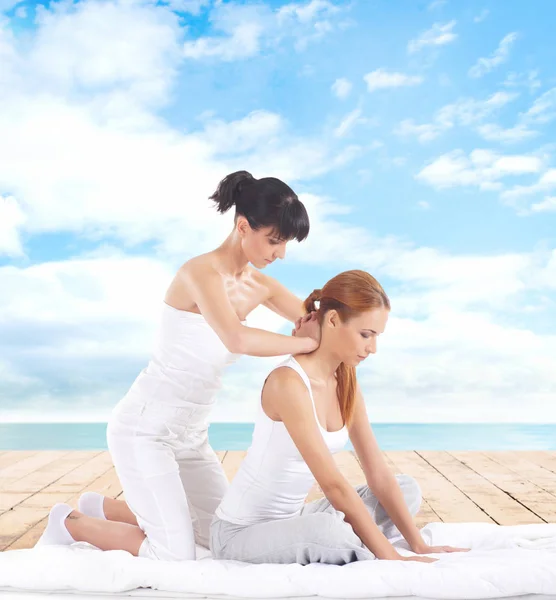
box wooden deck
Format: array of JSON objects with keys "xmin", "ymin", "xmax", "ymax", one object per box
[{"xmin": 1, "ymin": 450, "xmax": 555, "ymax": 551}]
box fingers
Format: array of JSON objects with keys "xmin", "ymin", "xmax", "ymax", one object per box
[{"xmin": 436, "ymin": 546, "xmax": 470, "ymax": 553}]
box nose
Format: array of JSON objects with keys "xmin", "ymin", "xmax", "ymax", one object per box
[
  {"xmin": 275, "ymin": 243, "xmax": 286, "ymax": 260},
  {"xmin": 366, "ymin": 338, "xmax": 377, "ymax": 355}
]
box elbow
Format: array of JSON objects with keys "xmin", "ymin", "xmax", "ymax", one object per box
[
  {"xmin": 321, "ymin": 477, "xmax": 350, "ymax": 500},
  {"xmin": 225, "ymin": 327, "xmax": 246, "ymax": 355}
]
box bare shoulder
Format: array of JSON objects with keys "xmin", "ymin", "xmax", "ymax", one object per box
[
  {"xmin": 265, "ymin": 364, "xmax": 303, "ymax": 385},
  {"xmin": 262, "ymin": 365, "xmax": 315, "ymax": 424},
  {"xmin": 263, "ymin": 365, "xmax": 309, "ymax": 401},
  {"xmin": 248, "ymin": 265, "xmax": 272, "ymax": 286},
  {"xmin": 165, "ymin": 254, "xmax": 220, "ymax": 309},
  {"xmin": 177, "ymin": 253, "xmax": 219, "ymax": 280}
]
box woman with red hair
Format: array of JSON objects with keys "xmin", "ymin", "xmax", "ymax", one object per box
[{"xmin": 211, "ymin": 270, "xmax": 469, "ymax": 564}]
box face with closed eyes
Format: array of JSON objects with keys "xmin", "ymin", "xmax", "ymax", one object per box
[
  {"xmin": 321, "ymin": 307, "xmax": 389, "ymax": 367},
  {"xmin": 237, "ymin": 218, "xmax": 289, "ymax": 269}
]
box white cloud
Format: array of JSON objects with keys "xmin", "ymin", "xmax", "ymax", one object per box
[
  {"xmin": 4, "ymin": 225, "xmax": 556, "ymax": 422},
  {"xmin": 523, "ymin": 87, "xmax": 556, "ymax": 124},
  {"xmin": 183, "ymin": 4, "xmax": 267, "ymax": 60},
  {"xmin": 395, "ymin": 91, "xmax": 517, "ymax": 143},
  {"xmin": 435, "ymin": 91, "xmax": 516, "ymax": 126},
  {"xmin": 473, "ymin": 9, "xmax": 489, "ymax": 23},
  {"xmin": 469, "ymin": 32, "xmax": 519, "ymax": 78},
  {"xmin": 332, "ymin": 77, "xmax": 352, "ymax": 99},
  {"xmin": 364, "ymin": 69, "xmax": 423, "ymax": 92},
  {"xmin": 27, "ymin": 0, "xmax": 184, "ymax": 108},
  {"xmin": 475, "ymin": 87, "xmax": 556, "ymax": 146},
  {"xmin": 0, "ymin": 0, "xmax": 23, "ymax": 12},
  {"xmin": 395, "ymin": 119, "xmax": 444, "ymax": 142},
  {"xmin": 0, "ymin": 195, "xmax": 27, "ymax": 257},
  {"xmin": 417, "ymin": 149, "xmax": 543, "ymax": 191},
  {"xmin": 427, "ymin": 0, "xmax": 447, "ymax": 10},
  {"xmin": 531, "ymin": 196, "xmax": 556, "ymax": 213},
  {"xmin": 364, "ymin": 309, "xmax": 556, "ymax": 422},
  {"xmin": 182, "ymin": 0, "xmax": 344, "ymax": 60},
  {"xmin": 1, "ymin": 0, "xmax": 556, "ymax": 424},
  {"xmin": 277, "ymin": 0, "xmax": 340, "ymax": 23},
  {"xmin": 477, "ymin": 123, "xmax": 538, "ymax": 144},
  {"xmin": 501, "ymin": 168, "xmax": 556, "ymax": 203},
  {"xmin": 0, "ymin": 0, "xmax": 362, "ymax": 270},
  {"xmin": 407, "ymin": 20, "xmax": 457, "ymax": 54},
  {"xmin": 163, "ymin": 0, "xmax": 209, "ymax": 14},
  {"xmin": 504, "ymin": 70, "xmax": 541, "ymax": 94},
  {"xmin": 333, "ymin": 108, "xmax": 365, "ymax": 138}
]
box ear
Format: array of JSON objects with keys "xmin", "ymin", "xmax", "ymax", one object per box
[
  {"xmin": 326, "ymin": 309, "xmax": 339, "ymax": 328},
  {"xmin": 236, "ymin": 215, "xmax": 249, "ymax": 238}
]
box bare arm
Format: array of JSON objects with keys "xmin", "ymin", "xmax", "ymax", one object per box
[
  {"xmin": 349, "ymin": 383, "xmax": 424, "ymax": 551},
  {"xmin": 264, "ymin": 368, "xmax": 403, "ymax": 560},
  {"xmin": 262, "ymin": 274, "xmax": 306, "ymax": 323},
  {"xmin": 183, "ymin": 265, "xmax": 317, "ymax": 357}
]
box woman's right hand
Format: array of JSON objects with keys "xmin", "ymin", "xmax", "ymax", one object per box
[{"xmin": 398, "ymin": 554, "xmax": 438, "ymax": 563}]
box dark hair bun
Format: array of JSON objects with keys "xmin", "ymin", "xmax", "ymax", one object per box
[{"xmin": 209, "ymin": 171, "xmax": 255, "ymax": 214}]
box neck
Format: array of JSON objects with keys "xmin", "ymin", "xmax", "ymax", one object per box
[
  {"xmin": 298, "ymin": 344, "xmax": 342, "ymax": 384},
  {"xmin": 214, "ymin": 229, "xmax": 249, "ymax": 277}
]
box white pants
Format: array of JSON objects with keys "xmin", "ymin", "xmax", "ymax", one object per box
[{"xmin": 106, "ymin": 396, "xmax": 227, "ymax": 561}]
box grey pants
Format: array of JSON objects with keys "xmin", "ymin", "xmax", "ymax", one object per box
[{"xmin": 210, "ymin": 474, "xmax": 421, "ymax": 565}]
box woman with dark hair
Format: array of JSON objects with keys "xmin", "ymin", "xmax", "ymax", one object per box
[
  {"xmin": 210, "ymin": 270, "xmax": 469, "ymax": 564},
  {"xmin": 36, "ymin": 171, "xmax": 320, "ymax": 561}
]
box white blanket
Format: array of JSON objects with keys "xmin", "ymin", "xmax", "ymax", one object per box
[{"xmin": 1, "ymin": 522, "xmax": 556, "ymax": 599}]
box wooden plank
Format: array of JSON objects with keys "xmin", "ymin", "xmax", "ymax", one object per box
[
  {"xmin": 0, "ymin": 451, "xmax": 37, "ymax": 472},
  {"xmin": 39, "ymin": 452, "xmax": 114, "ymax": 494},
  {"xmin": 517, "ymin": 451, "xmax": 556, "ymax": 475},
  {"xmin": 0, "ymin": 452, "xmax": 114, "ymax": 550},
  {"xmin": 421, "ymin": 451, "xmax": 542, "ymax": 526},
  {"xmin": 357, "ymin": 451, "xmax": 442, "ymax": 527},
  {"xmin": 380, "ymin": 452, "xmax": 441, "ymax": 526},
  {"xmin": 0, "ymin": 451, "xmax": 101, "ymax": 514},
  {"xmin": 0, "ymin": 452, "xmax": 67, "ymax": 483},
  {"xmin": 221, "ymin": 451, "xmax": 246, "ymax": 482},
  {"xmin": 385, "ymin": 451, "xmax": 494, "ymax": 523},
  {"xmin": 484, "ymin": 451, "xmax": 556, "ymax": 495},
  {"xmin": 449, "ymin": 451, "xmax": 554, "ymax": 523}
]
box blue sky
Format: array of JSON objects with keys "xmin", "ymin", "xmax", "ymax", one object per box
[{"xmin": 0, "ymin": 0, "xmax": 555, "ymax": 423}]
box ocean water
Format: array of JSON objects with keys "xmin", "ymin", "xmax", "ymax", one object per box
[{"xmin": 0, "ymin": 422, "xmax": 555, "ymax": 451}]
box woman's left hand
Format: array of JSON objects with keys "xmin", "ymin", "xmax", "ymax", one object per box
[
  {"xmin": 291, "ymin": 312, "xmax": 316, "ymax": 336},
  {"xmin": 411, "ymin": 542, "xmax": 470, "ymax": 554}
]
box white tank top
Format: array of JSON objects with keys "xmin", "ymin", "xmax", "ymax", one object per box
[
  {"xmin": 120, "ymin": 302, "xmax": 244, "ymax": 408},
  {"xmin": 216, "ymin": 355, "xmax": 349, "ymax": 525}
]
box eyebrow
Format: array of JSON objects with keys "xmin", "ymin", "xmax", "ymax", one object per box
[{"xmin": 362, "ymin": 329, "xmax": 378, "ymax": 334}]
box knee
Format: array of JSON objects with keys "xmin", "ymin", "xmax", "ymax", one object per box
[
  {"xmin": 396, "ymin": 474, "xmax": 422, "ymax": 515},
  {"xmin": 139, "ymin": 537, "xmax": 195, "ymax": 562},
  {"xmin": 308, "ymin": 512, "xmax": 360, "ymax": 545}
]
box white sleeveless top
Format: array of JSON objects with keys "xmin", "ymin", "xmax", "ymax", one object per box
[
  {"xmin": 120, "ymin": 302, "xmax": 244, "ymax": 409},
  {"xmin": 216, "ymin": 355, "xmax": 350, "ymax": 525}
]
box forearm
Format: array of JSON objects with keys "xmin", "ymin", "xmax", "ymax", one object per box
[
  {"xmin": 235, "ymin": 325, "xmax": 315, "ymax": 357},
  {"xmin": 368, "ymin": 477, "xmax": 424, "ymax": 549},
  {"xmin": 324, "ymin": 484, "xmax": 400, "ymax": 560}
]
